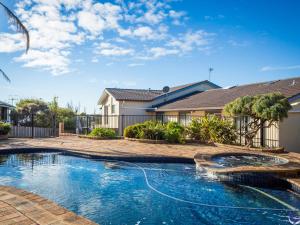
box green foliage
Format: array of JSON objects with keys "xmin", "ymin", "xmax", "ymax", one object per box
[
  {"xmin": 252, "ymin": 93, "xmax": 292, "ymax": 121},
  {"xmin": 164, "ymin": 122, "xmax": 185, "ymax": 143},
  {"xmin": 11, "ymin": 98, "xmax": 51, "ymax": 127},
  {"xmin": 88, "ymin": 128, "xmax": 116, "ymax": 138},
  {"xmin": 16, "ymin": 99, "xmax": 50, "ymax": 115},
  {"xmin": 124, "ymin": 120, "xmax": 185, "ymax": 143},
  {"xmin": 187, "ymin": 115, "xmax": 236, "ymax": 144},
  {"xmin": 208, "ymin": 117, "xmax": 237, "ymax": 144},
  {"xmin": 186, "ymin": 118, "xmax": 203, "ymax": 141},
  {"xmin": 11, "ymin": 97, "xmax": 78, "ymax": 130},
  {"xmin": 224, "ymin": 92, "xmax": 291, "ymax": 147},
  {"xmin": 0, "ymin": 122, "xmax": 11, "ymax": 135},
  {"xmin": 124, "ymin": 123, "xmax": 146, "ymax": 138},
  {"xmin": 138, "ymin": 121, "xmax": 165, "ymax": 140}
]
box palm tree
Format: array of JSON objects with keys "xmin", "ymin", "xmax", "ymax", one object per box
[{"xmin": 0, "ymin": 2, "xmax": 30, "ymax": 83}]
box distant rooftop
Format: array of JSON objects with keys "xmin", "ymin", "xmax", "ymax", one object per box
[
  {"xmin": 104, "ymin": 80, "xmax": 220, "ymax": 102},
  {"xmin": 156, "ymin": 76, "xmax": 300, "ymax": 111},
  {"xmin": 0, "ymin": 101, "xmax": 14, "ymax": 108}
]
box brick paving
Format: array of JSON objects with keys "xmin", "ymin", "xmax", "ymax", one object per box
[
  {"xmin": 0, "ymin": 186, "xmax": 97, "ymax": 225},
  {"xmin": 0, "ymin": 137, "xmax": 214, "ymax": 160}
]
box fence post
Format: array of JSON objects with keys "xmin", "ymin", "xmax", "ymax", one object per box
[
  {"xmin": 260, "ymin": 120, "xmax": 264, "ymax": 147},
  {"xmin": 59, "ymin": 122, "xmax": 64, "ymax": 136},
  {"xmin": 121, "ymin": 114, "xmax": 125, "ymax": 136},
  {"xmin": 31, "ymin": 114, "xmax": 34, "ymax": 138}
]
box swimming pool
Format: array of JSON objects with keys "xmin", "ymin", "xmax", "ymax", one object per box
[
  {"xmin": 0, "ymin": 152, "xmax": 299, "ymax": 225},
  {"xmin": 211, "ymin": 153, "xmax": 289, "ymax": 168}
]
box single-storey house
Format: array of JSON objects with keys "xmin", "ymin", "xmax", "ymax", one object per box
[
  {"xmin": 97, "ymin": 77, "xmax": 300, "ymax": 151},
  {"xmin": 0, "ymin": 101, "xmax": 13, "ymax": 122}
]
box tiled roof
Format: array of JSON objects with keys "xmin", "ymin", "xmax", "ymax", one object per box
[
  {"xmin": 105, "ymin": 80, "xmax": 220, "ymax": 102},
  {"xmin": 106, "ymin": 88, "xmax": 164, "ymax": 101},
  {"xmin": 156, "ymin": 77, "xmax": 300, "ymax": 111}
]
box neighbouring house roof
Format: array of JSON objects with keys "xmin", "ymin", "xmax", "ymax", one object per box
[
  {"xmin": 156, "ymin": 77, "xmax": 300, "ymax": 111},
  {"xmin": 0, "ymin": 101, "xmax": 14, "ymax": 108},
  {"xmin": 99, "ymin": 80, "xmax": 220, "ymax": 103},
  {"xmin": 104, "ymin": 88, "xmax": 164, "ymax": 102}
]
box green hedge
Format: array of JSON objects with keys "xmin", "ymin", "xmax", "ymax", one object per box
[
  {"xmin": 88, "ymin": 128, "xmax": 116, "ymax": 138},
  {"xmin": 187, "ymin": 115, "xmax": 236, "ymax": 144},
  {"xmin": 124, "ymin": 116, "xmax": 236, "ymax": 144},
  {"xmin": 0, "ymin": 122, "xmax": 11, "ymax": 135},
  {"xmin": 124, "ymin": 120, "xmax": 185, "ymax": 143}
]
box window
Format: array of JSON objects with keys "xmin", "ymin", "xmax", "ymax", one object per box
[
  {"xmin": 111, "ymin": 105, "xmax": 116, "ymax": 114},
  {"xmin": 179, "ymin": 112, "xmax": 191, "ymax": 126},
  {"xmin": 104, "ymin": 106, "xmax": 109, "ymax": 124}
]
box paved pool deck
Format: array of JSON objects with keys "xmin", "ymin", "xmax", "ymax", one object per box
[{"xmin": 0, "ymin": 186, "xmax": 96, "ymax": 225}]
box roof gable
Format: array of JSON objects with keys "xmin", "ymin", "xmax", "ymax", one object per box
[{"xmin": 98, "ymin": 80, "xmax": 220, "ymax": 104}]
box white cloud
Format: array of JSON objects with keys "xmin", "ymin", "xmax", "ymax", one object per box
[
  {"xmin": 128, "ymin": 63, "xmax": 144, "ymax": 67},
  {"xmin": 77, "ymin": 11, "xmax": 105, "ymax": 35},
  {"xmin": 15, "ymin": 49, "xmax": 70, "ymax": 75},
  {"xmin": 149, "ymin": 47, "xmax": 179, "ymax": 58},
  {"xmin": 169, "ymin": 10, "xmax": 187, "ymax": 25},
  {"xmin": 168, "ymin": 30, "xmax": 212, "ymax": 52},
  {"xmin": 96, "ymin": 42, "xmax": 134, "ymax": 56},
  {"xmin": 1, "ymin": 0, "xmax": 213, "ymax": 75},
  {"xmin": 0, "ymin": 33, "xmax": 25, "ymax": 52},
  {"xmin": 133, "ymin": 26, "xmax": 154, "ymax": 40},
  {"xmin": 260, "ymin": 65, "xmax": 300, "ymax": 72}
]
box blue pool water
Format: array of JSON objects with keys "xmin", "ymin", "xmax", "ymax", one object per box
[
  {"xmin": 212, "ymin": 154, "xmax": 289, "ymax": 168},
  {"xmin": 0, "ymin": 152, "xmax": 299, "ymax": 225}
]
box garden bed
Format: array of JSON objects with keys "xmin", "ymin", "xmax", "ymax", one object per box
[
  {"xmin": 0, "ymin": 134, "xmax": 8, "ymax": 140},
  {"xmin": 124, "ymin": 137, "xmax": 168, "ymax": 144}
]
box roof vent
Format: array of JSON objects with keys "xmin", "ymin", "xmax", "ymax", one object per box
[
  {"xmin": 290, "ymin": 80, "xmax": 296, "ymax": 86},
  {"xmin": 162, "ymin": 86, "xmax": 170, "ymax": 93}
]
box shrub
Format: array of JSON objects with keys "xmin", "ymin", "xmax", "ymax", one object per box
[
  {"xmin": 138, "ymin": 121, "xmax": 165, "ymax": 140},
  {"xmin": 0, "ymin": 122, "xmax": 11, "ymax": 135},
  {"xmin": 88, "ymin": 127, "xmax": 116, "ymax": 138},
  {"xmin": 124, "ymin": 120, "xmax": 185, "ymax": 143},
  {"xmin": 164, "ymin": 122, "xmax": 185, "ymax": 143},
  {"xmin": 186, "ymin": 118, "xmax": 202, "ymax": 141},
  {"xmin": 187, "ymin": 115, "xmax": 236, "ymax": 144},
  {"xmin": 208, "ymin": 117, "xmax": 237, "ymax": 144},
  {"xmin": 124, "ymin": 123, "xmax": 146, "ymax": 138}
]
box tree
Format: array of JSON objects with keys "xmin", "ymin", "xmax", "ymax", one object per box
[
  {"xmin": 0, "ymin": 2, "xmax": 30, "ymax": 82},
  {"xmin": 11, "ymin": 99, "xmax": 51, "ymax": 127},
  {"xmin": 224, "ymin": 92, "xmax": 292, "ymax": 147}
]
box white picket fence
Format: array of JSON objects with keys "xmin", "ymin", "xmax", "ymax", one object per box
[{"xmin": 9, "ymin": 126, "xmax": 56, "ymax": 138}]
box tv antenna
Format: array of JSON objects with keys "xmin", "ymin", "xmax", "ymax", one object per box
[
  {"xmin": 8, "ymin": 95, "xmax": 18, "ymax": 106},
  {"xmin": 208, "ymin": 67, "xmax": 214, "ymax": 81}
]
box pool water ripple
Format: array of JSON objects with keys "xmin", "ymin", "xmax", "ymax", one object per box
[{"xmin": 0, "ymin": 152, "xmax": 299, "ymax": 225}]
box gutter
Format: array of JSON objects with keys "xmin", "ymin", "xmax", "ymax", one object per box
[{"xmin": 154, "ymin": 106, "xmax": 224, "ymax": 112}]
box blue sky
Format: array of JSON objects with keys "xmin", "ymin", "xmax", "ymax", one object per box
[{"xmin": 0, "ymin": 0, "xmax": 300, "ymax": 113}]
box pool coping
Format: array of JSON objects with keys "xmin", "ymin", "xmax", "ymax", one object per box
[
  {"xmin": 0, "ymin": 147, "xmax": 195, "ymax": 164},
  {"xmin": 0, "ymin": 186, "xmax": 97, "ymax": 225},
  {"xmin": 194, "ymin": 151, "xmax": 300, "ymax": 176}
]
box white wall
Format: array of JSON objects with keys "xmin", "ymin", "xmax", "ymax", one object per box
[
  {"xmin": 100, "ymin": 93, "xmax": 120, "ymax": 116},
  {"xmin": 279, "ymin": 101, "xmax": 300, "ymax": 152},
  {"xmin": 119, "ymin": 101, "xmax": 152, "ymax": 115}
]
